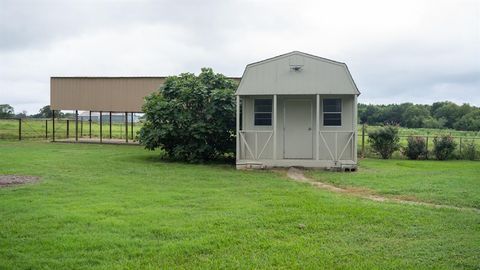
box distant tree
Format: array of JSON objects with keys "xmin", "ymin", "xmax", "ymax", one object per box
[
  {"xmin": 431, "ymin": 101, "xmax": 461, "ymax": 128},
  {"xmin": 401, "ymin": 104, "xmax": 430, "ymax": 128},
  {"xmin": 32, "ymin": 105, "xmax": 53, "ymax": 118},
  {"xmin": 139, "ymin": 68, "xmax": 238, "ymax": 162},
  {"xmin": 15, "ymin": 110, "xmax": 28, "ymax": 119},
  {"xmin": 0, "ymin": 104, "xmax": 14, "ymax": 118},
  {"xmin": 358, "ymin": 101, "xmax": 478, "ymax": 131},
  {"xmin": 368, "ymin": 125, "xmax": 400, "ymax": 159},
  {"xmin": 423, "ymin": 117, "xmax": 445, "ymax": 129},
  {"xmin": 454, "ymin": 110, "xmax": 480, "ymax": 131}
]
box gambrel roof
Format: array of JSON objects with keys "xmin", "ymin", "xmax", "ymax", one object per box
[{"xmin": 236, "ymin": 51, "xmax": 360, "ymax": 95}]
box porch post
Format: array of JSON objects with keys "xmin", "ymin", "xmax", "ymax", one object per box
[
  {"xmin": 273, "ymin": 94, "xmax": 277, "ymax": 160},
  {"xmin": 353, "ymin": 94, "xmax": 358, "ymax": 163},
  {"xmin": 236, "ymin": 95, "xmax": 240, "ymax": 162},
  {"xmin": 316, "ymin": 94, "xmax": 320, "ymax": 160}
]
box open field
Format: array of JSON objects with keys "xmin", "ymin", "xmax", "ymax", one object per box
[
  {"xmin": 308, "ymin": 159, "xmax": 480, "ymax": 208},
  {"xmin": 0, "ymin": 141, "xmax": 479, "ymax": 269}
]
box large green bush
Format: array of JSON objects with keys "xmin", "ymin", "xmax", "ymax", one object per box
[
  {"xmin": 433, "ymin": 135, "xmax": 457, "ymax": 160},
  {"xmin": 367, "ymin": 125, "xmax": 400, "ymax": 159},
  {"xmin": 403, "ymin": 136, "xmax": 427, "ymax": 160},
  {"xmin": 138, "ymin": 68, "xmax": 238, "ymax": 162}
]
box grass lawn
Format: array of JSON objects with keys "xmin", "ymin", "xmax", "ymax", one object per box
[
  {"xmin": 308, "ymin": 159, "xmax": 480, "ymax": 209},
  {"xmin": 0, "ymin": 141, "xmax": 479, "ymax": 269}
]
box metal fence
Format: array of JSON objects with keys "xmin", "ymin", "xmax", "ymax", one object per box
[
  {"xmin": 0, "ymin": 118, "xmax": 142, "ymax": 141},
  {"xmin": 359, "ymin": 124, "xmax": 480, "ymax": 160}
]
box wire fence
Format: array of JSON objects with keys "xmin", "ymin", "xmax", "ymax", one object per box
[
  {"xmin": 0, "ymin": 118, "xmax": 143, "ymax": 141},
  {"xmin": 358, "ymin": 124, "xmax": 480, "ymax": 160}
]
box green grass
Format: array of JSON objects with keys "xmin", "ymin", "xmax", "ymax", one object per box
[
  {"xmin": 0, "ymin": 141, "xmax": 479, "ymax": 269},
  {"xmin": 308, "ymin": 159, "xmax": 480, "ymax": 209}
]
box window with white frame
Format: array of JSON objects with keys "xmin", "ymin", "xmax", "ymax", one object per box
[
  {"xmin": 323, "ymin": 99, "xmax": 342, "ymax": 126},
  {"xmin": 254, "ymin": 99, "xmax": 272, "ymax": 126}
]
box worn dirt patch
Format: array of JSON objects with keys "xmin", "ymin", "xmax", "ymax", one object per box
[
  {"xmin": 0, "ymin": 175, "xmax": 40, "ymax": 187},
  {"xmin": 285, "ymin": 167, "xmax": 480, "ymax": 213}
]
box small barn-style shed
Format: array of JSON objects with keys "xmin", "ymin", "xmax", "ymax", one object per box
[{"xmin": 235, "ymin": 51, "xmax": 360, "ymax": 169}]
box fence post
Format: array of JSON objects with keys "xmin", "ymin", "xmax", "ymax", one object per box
[
  {"xmin": 18, "ymin": 118, "xmax": 21, "ymax": 140},
  {"xmin": 81, "ymin": 118, "xmax": 83, "ymax": 137},
  {"xmin": 66, "ymin": 119, "xmax": 70, "ymax": 139},
  {"xmin": 361, "ymin": 124, "xmax": 365, "ymax": 158},
  {"xmin": 45, "ymin": 119, "xmax": 48, "ymax": 139}
]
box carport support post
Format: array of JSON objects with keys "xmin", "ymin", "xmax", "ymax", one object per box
[
  {"xmin": 131, "ymin": 113, "xmax": 134, "ymax": 140},
  {"xmin": 75, "ymin": 110, "xmax": 78, "ymax": 142},
  {"xmin": 45, "ymin": 119, "xmax": 48, "ymax": 139},
  {"xmin": 66, "ymin": 120, "xmax": 69, "ymax": 139},
  {"xmin": 52, "ymin": 110, "xmax": 55, "ymax": 142},
  {"xmin": 109, "ymin": 112, "xmax": 112, "ymax": 139},
  {"xmin": 316, "ymin": 94, "xmax": 320, "ymax": 160},
  {"xmin": 125, "ymin": 112, "xmax": 128, "ymax": 143},
  {"xmin": 89, "ymin": 111, "xmax": 92, "ymax": 138},
  {"xmin": 18, "ymin": 118, "xmax": 21, "ymax": 140},
  {"xmin": 99, "ymin": 111, "xmax": 103, "ymax": 143},
  {"xmin": 235, "ymin": 95, "xmax": 240, "ymax": 162},
  {"xmin": 273, "ymin": 95, "xmax": 277, "ymax": 160}
]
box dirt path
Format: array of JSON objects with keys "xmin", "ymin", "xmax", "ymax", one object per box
[
  {"xmin": 286, "ymin": 167, "xmax": 480, "ymax": 213},
  {"xmin": 0, "ymin": 175, "xmax": 40, "ymax": 187}
]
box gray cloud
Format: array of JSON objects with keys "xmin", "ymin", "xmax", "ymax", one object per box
[{"xmin": 0, "ymin": 0, "xmax": 479, "ymax": 114}]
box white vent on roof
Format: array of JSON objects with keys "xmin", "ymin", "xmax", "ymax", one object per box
[{"xmin": 289, "ymin": 54, "xmax": 304, "ymax": 71}]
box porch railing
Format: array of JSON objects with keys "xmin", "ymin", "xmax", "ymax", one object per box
[
  {"xmin": 318, "ymin": 131, "xmax": 356, "ymax": 162},
  {"xmin": 238, "ymin": 130, "xmax": 274, "ymax": 160}
]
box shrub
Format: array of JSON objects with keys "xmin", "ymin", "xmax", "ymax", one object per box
[
  {"xmin": 138, "ymin": 68, "xmax": 238, "ymax": 162},
  {"xmin": 433, "ymin": 135, "xmax": 456, "ymax": 160},
  {"xmin": 367, "ymin": 125, "xmax": 400, "ymax": 159},
  {"xmin": 403, "ymin": 136, "xmax": 427, "ymax": 160},
  {"xmin": 461, "ymin": 140, "xmax": 478, "ymax": 160}
]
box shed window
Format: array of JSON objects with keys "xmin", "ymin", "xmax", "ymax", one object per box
[
  {"xmin": 323, "ymin": 99, "xmax": 342, "ymax": 126},
  {"xmin": 254, "ymin": 99, "xmax": 272, "ymax": 126}
]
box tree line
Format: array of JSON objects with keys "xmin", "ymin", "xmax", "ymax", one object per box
[
  {"xmin": 358, "ymin": 102, "xmax": 480, "ymax": 131},
  {"xmin": 0, "ymin": 105, "xmax": 72, "ymax": 119}
]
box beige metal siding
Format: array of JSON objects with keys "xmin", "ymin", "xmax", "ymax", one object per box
[
  {"xmin": 51, "ymin": 77, "xmax": 166, "ymax": 112},
  {"xmin": 51, "ymin": 76, "xmax": 241, "ymax": 112}
]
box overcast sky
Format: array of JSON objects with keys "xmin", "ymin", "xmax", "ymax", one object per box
[{"xmin": 1, "ymin": 0, "xmax": 479, "ymax": 114}]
